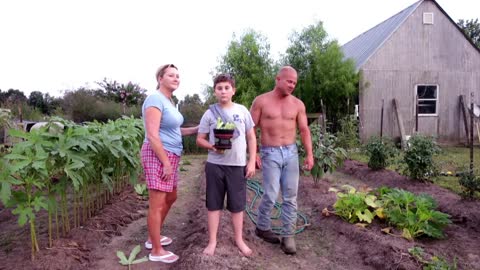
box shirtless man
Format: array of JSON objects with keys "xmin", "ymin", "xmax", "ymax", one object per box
[{"xmin": 250, "ymin": 66, "xmax": 314, "ymax": 255}]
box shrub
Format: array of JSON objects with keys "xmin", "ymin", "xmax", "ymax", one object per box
[
  {"xmin": 403, "ymin": 134, "xmax": 440, "ymax": 180},
  {"xmin": 458, "ymin": 172, "xmax": 480, "ymax": 198},
  {"xmin": 335, "ymin": 116, "xmax": 360, "ymax": 150},
  {"xmin": 298, "ymin": 124, "xmax": 347, "ymax": 185},
  {"xmin": 364, "ymin": 136, "xmax": 397, "ymax": 170}
]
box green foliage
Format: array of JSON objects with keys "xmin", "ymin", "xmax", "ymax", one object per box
[
  {"xmin": 117, "ymin": 245, "xmax": 148, "ymax": 270},
  {"xmin": 134, "ymin": 184, "xmax": 148, "ymax": 199},
  {"xmin": 458, "ymin": 172, "xmax": 480, "ymax": 198},
  {"xmin": 380, "ymin": 188, "xmax": 451, "ymax": 240},
  {"xmin": 409, "ymin": 246, "xmax": 458, "ymax": 270},
  {"xmin": 364, "ymin": 136, "xmax": 397, "ymax": 170},
  {"xmin": 97, "ymin": 78, "xmax": 147, "ymax": 107},
  {"xmin": 215, "ymin": 117, "xmax": 235, "ymax": 129},
  {"xmin": 178, "ymin": 94, "xmax": 206, "ymax": 125},
  {"xmin": 1, "ymin": 117, "xmax": 144, "ymax": 259},
  {"xmin": 61, "ymin": 88, "xmax": 141, "ymax": 122},
  {"xmin": 283, "ymin": 21, "xmax": 359, "ymax": 130},
  {"xmin": 182, "ymin": 135, "xmax": 204, "ymax": 154},
  {"xmin": 403, "ymin": 134, "xmax": 440, "ymax": 181},
  {"xmin": 329, "ymin": 185, "xmax": 379, "ymax": 224},
  {"xmin": 457, "ymin": 18, "xmax": 480, "ymax": 48},
  {"xmin": 298, "ymin": 124, "xmax": 347, "ymax": 184},
  {"xmin": 335, "ymin": 116, "xmax": 360, "ymax": 150},
  {"xmin": 216, "ymin": 29, "xmax": 275, "ymax": 107}
]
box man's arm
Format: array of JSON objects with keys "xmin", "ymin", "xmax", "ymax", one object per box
[
  {"xmin": 250, "ymin": 97, "xmax": 263, "ymax": 169},
  {"xmin": 297, "ymin": 101, "xmax": 314, "ymax": 170}
]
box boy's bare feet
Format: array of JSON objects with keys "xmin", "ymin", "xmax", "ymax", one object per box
[
  {"xmin": 235, "ymin": 239, "xmax": 252, "ymax": 256},
  {"xmin": 202, "ymin": 242, "xmax": 217, "ymax": 256}
]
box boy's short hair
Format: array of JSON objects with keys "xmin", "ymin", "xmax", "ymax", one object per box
[{"xmin": 213, "ymin": 73, "xmax": 235, "ymax": 89}]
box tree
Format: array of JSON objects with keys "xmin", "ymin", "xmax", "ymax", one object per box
[
  {"xmin": 457, "ymin": 18, "xmax": 480, "ymax": 49},
  {"xmin": 215, "ymin": 29, "xmax": 276, "ymax": 107},
  {"xmin": 28, "ymin": 91, "xmax": 46, "ymax": 112},
  {"xmin": 283, "ymin": 21, "xmax": 358, "ymax": 131},
  {"xmin": 96, "ymin": 78, "xmax": 147, "ymax": 113},
  {"xmin": 178, "ymin": 94, "xmax": 206, "ymax": 125}
]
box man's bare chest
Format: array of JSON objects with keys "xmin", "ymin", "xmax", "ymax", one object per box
[{"xmin": 263, "ymin": 107, "xmax": 297, "ymax": 121}]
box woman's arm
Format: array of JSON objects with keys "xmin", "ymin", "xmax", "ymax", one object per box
[{"xmin": 181, "ymin": 125, "xmax": 199, "ymax": 136}]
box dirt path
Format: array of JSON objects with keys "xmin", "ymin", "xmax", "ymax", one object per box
[{"xmin": 91, "ymin": 155, "xmax": 353, "ymax": 270}]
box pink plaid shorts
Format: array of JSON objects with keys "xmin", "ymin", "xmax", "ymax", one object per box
[{"xmin": 140, "ymin": 142, "xmax": 180, "ymax": 192}]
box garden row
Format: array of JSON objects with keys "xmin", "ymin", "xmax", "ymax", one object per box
[{"xmin": 0, "ymin": 117, "xmax": 143, "ymax": 260}]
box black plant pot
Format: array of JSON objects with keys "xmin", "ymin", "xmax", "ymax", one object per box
[{"xmin": 213, "ymin": 129, "xmax": 234, "ymax": 149}]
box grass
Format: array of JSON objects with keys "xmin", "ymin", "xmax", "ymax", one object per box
[{"xmin": 348, "ymin": 146, "xmax": 480, "ymax": 197}]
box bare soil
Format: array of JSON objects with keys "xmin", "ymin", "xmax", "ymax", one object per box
[{"xmin": 1, "ymin": 157, "xmax": 479, "ymax": 270}]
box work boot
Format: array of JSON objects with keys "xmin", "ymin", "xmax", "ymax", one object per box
[
  {"xmin": 255, "ymin": 228, "xmax": 280, "ymax": 244},
  {"xmin": 281, "ymin": 237, "xmax": 296, "ymax": 255}
]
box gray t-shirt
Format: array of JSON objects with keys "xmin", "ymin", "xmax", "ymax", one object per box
[{"xmin": 198, "ymin": 103, "xmax": 254, "ymax": 166}]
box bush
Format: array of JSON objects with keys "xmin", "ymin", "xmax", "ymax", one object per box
[
  {"xmin": 364, "ymin": 136, "xmax": 397, "ymax": 170},
  {"xmin": 182, "ymin": 134, "xmax": 205, "ymax": 154},
  {"xmin": 403, "ymin": 134, "xmax": 440, "ymax": 181},
  {"xmin": 336, "ymin": 116, "xmax": 360, "ymax": 150},
  {"xmin": 458, "ymin": 172, "xmax": 480, "ymax": 198},
  {"xmin": 298, "ymin": 124, "xmax": 347, "ymax": 185}
]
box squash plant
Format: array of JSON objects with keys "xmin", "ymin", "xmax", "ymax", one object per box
[
  {"xmin": 379, "ymin": 188, "xmax": 451, "ymax": 240},
  {"xmin": 328, "ymin": 185, "xmax": 382, "ymax": 224}
]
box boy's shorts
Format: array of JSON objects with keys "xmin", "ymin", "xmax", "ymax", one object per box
[
  {"xmin": 141, "ymin": 142, "xmax": 180, "ymax": 192},
  {"xmin": 205, "ymin": 162, "xmax": 246, "ymax": 213}
]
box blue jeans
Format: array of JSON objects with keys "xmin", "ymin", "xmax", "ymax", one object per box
[{"xmin": 257, "ymin": 144, "xmax": 299, "ymax": 236}]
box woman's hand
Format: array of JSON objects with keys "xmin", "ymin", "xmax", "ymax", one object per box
[{"xmin": 161, "ymin": 162, "xmax": 173, "ymax": 181}]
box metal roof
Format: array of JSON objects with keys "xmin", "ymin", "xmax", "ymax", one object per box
[{"xmin": 342, "ymin": 0, "xmax": 422, "ymax": 71}]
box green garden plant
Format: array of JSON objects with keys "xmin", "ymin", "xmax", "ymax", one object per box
[
  {"xmin": 364, "ymin": 136, "xmax": 397, "ymax": 170},
  {"xmin": 117, "ymin": 245, "xmax": 148, "ymax": 270},
  {"xmin": 458, "ymin": 172, "xmax": 480, "ymax": 198},
  {"xmin": 403, "ymin": 134, "xmax": 440, "ymax": 181},
  {"xmin": 134, "ymin": 183, "xmax": 148, "ymax": 199},
  {"xmin": 298, "ymin": 124, "xmax": 347, "ymax": 185},
  {"xmin": 335, "ymin": 115, "xmax": 360, "ymax": 150},
  {"xmin": 408, "ymin": 246, "xmax": 457, "ymax": 270},
  {"xmin": 329, "ymin": 185, "xmax": 381, "ymax": 224},
  {"xmin": 380, "ymin": 188, "xmax": 451, "ymax": 240}
]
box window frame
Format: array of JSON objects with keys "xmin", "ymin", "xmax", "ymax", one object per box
[{"xmin": 415, "ymin": 84, "xmax": 439, "ymax": 116}]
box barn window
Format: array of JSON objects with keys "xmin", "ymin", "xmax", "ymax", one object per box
[{"xmin": 416, "ymin": 85, "xmax": 438, "ymax": 115}]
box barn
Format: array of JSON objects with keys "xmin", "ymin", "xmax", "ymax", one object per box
[{"xmin": 342, "ymin": 0, "xmax": 480, "ymax": 144}]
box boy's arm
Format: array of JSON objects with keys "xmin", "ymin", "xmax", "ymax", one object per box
[{"xmin": 196, "ymin": 132, "xmax": 216, "ymax": 151}]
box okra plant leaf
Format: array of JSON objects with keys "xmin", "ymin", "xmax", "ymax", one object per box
[
  {"xmin": 127, "ymin": 245, "xmax": 141, "ymax": 262},
  {"xmin": 116, "ymin": 251, "xmax": 129, "ymax": 265}
]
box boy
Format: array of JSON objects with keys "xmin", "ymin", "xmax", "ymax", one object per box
[{"xmin": 196, "ymin": 74, "xmax": 256, "ymax": 256}]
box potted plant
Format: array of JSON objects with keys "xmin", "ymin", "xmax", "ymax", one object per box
[{"xmin": 213, "ymin": 118, "xmax": 236, "ymax": 149}]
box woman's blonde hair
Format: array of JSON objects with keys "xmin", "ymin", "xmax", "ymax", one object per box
[{"xmin": 155, "ymin": 64, "xmax": 178, "ymax": 89}]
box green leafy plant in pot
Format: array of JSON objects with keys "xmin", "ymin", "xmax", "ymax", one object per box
[{"xmin": 213, "ymin": 117, "xmax": 235, "ymax": 149}]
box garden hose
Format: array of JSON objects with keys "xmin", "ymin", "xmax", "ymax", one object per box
[{"xmin": 246, "ymin": 179, "xmax": 309, "ymax": 235}]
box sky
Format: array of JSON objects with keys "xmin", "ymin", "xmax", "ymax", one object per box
[{"xmin": 0, "ymin": 0, "xmax": 478, "ymax": 101}]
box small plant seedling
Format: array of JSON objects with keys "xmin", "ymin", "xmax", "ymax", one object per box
[
  {"xmin": 182, "ymin": 159, "xmax": 192, "ymax": 165},
  {"xmin": 134, "ymin": 184, "xmax": 148, "ymax": 199},
  {"xmin": 215, "ymin": 117, "xmax": 235, "ymax": 129},
  {"xmin": 117, "ymin": 245, "xmax": 148, "ymax": 270}
]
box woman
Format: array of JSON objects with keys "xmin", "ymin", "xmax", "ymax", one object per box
[{"xmin": 141, "ymin": 64, "xmax": 197, "ymax": 263}]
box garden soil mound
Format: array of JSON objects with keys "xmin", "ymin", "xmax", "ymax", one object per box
[{"xmin": 1, "ymin": 157, "xmax": 479, "ymax": 270}]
